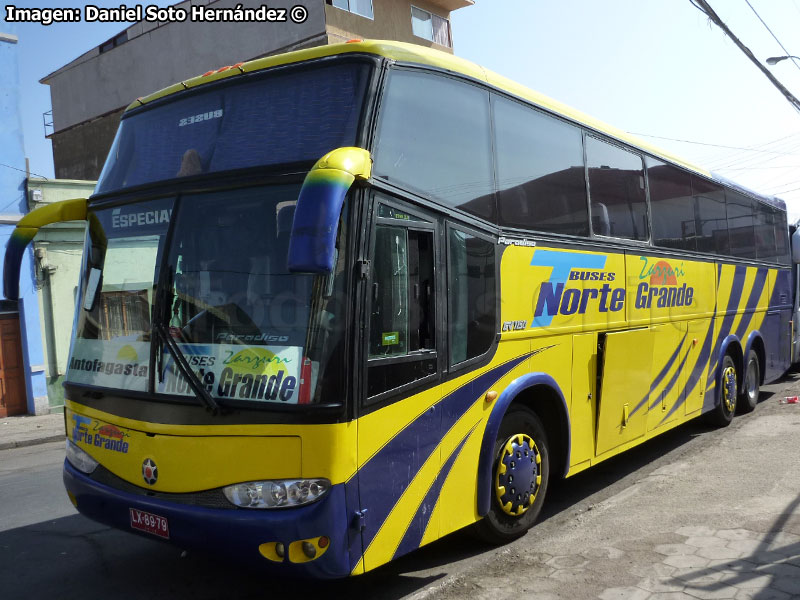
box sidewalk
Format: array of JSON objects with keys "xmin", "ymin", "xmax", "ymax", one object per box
[{"xmin": 0, "ymin": 413, "xmax": 65, "ymax": 451}]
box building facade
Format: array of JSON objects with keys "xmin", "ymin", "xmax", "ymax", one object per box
[
  {"xmin": 0, "ymin": 27, "xmax": 49, "ymax": 416},
  {"xmin": 42, "ymin": 0, "xmax": 472, "ymax": 180},
  {"xmin": 26, "ymin": 178, "xmax": 95, "ymax": 412}
]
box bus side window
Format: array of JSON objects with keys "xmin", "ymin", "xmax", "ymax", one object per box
[
  {"xmin": 586, "ymin": 136, "xmax": 648, "ymax": 241},
  {"xmin": 367, "ymin": 224, "xmax": 437, "ymax": 400},
  {"xmin": 448, "ymin": 227, "xmax": 496, "ymax": 366}
]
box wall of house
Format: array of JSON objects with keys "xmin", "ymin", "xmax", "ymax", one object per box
[
  {"xmin": 44, "ymin": 0, "xmax": 327, "ymax": 134},
  {"xmin": 44, "ymin": 0, "xmax": 328, "ymax": 180},
  {"xmin": 27, "ymin": 178, "xmax": 95, "ymax": 411},
  {"xmin": 0, "ymin": 27, "xmax": 48, "ymax": 415},
  {"xmin": 325, "ymin": 0, "xmax": 455, "ymax": 51}
]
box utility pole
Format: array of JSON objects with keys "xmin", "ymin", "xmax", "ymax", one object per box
[{"xmin": 690, "ymin": 0, "xmax": 800, "ymax": 114}]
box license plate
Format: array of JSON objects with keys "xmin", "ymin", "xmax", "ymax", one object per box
[{"xmin": 129, "ymin": 508, "xmax": 170, "ymax": 539}]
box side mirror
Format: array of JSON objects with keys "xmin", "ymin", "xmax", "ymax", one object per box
[
  {"xmin": 792, "ymin": 229, "xmax": 800, "ymax": 264},
  {"xmin": 82, "ymin": 268, "xmax": 103, "ymax": 311},
  {"xmin": 287, "ymin": 147, "xmax": 371, "ymax": 273}
]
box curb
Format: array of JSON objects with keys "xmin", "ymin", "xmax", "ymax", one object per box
[{"xmin": 0, "ymin": 434, "xmax": 65, "ymax": 451}]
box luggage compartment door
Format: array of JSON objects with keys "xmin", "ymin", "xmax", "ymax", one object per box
[{"xmin": 596, "ymin": 329, "xmax": 654, "ymax": 456}]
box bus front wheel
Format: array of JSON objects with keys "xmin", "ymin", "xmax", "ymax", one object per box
[
  {"xmin": 474, "ymin": 406, "xmax": 550, "ymax": 545},
  {"xmin": 706, "ymin": 354, "xmax": 737, "ymax": 427}
]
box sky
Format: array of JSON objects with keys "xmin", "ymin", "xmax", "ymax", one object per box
[{"xmin": 5, "ymin": 0, "xmax": 800, "ymax": 219}]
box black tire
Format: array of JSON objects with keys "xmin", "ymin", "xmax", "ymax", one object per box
[
  {"xmin": 737, "ymin": 349, "xmax": 760, "ymax": 414},
  {"xmin": 705, "ymin": 354, "xmax": 737, "ymax": 427},
  {"xmin": 473, "ymin": 407, "xmax": 550, "ymax": 545}
]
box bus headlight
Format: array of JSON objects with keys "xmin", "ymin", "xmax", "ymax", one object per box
[
  {"xmin": 65, "ymin": 440, "xmax": 99, "ymax": 474},
  {"xmin": 223, "ymin": 479, "xmax": 330, "ymax": 508}
]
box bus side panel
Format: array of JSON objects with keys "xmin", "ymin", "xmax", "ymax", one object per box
[
  {"xmin": 569, "ymin": 332, "xmax": 597, "ymax": 469},
  {"xmin": 683, "ymin": 319, "xmax": 712, "ymax": 416},
  {"xmin": 595, "ymin": 329, "xmax": 654, "ymax": 456},
  {"xmin": 501, "ymin": 246, "xmax": 626, "ymax": 337},
  {"xmin": 645, "ymin": 322, "xmax": 688, "ymax": 433},
  {"xmin": 627, "ymin": 254, "xmax": 716, "ymax": 327},
  {"xmin": 703, "ymin": 264, "xmax": 748, "ymax": 412},
  {"xmin": 622, "ymin": 254, "xmax": 715, "ymax": 433},
  {"xmin": 762, "ymin": 268, "xmax": 792, "ymax": 382},
  {"xmin": 432, "ymin": 337, "xmax": 574, "ymax": 544},
  {"xmin": 354, "ymin": 341, "xmax": 535, "ymax": 573}
]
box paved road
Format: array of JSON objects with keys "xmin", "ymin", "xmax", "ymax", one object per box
[{"xmin": 1, "ymin": 374, "xmax": 799, "ymax": 600}]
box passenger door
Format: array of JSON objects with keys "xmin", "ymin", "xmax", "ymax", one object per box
[{"xmin": 356, "ymin": 196, "xmax": 443, "ymax": 572}]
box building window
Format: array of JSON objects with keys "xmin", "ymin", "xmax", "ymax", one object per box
[
  {"xmin": 99, "ymin": 31, "xmax": 127, "ymax": 53},
  {"xmin": 411, "ymin": 6, "xmax": 452, "ymax": 47},
  {"xmin": 330, "ymin": 0, "xmax": 374, "ymax": 20}
]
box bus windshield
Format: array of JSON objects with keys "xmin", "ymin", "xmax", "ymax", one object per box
[
  {"xmin": 67, "ymin": 184, "xmax": 349, "ymax": 407},
  {"xmin": 95, "ymin": 60, "xmax": 372, "ymax": 194}
]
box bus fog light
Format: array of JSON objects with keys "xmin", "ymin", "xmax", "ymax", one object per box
[
  {"xmin": 65, "ymin": 440, "xmax": 99, "ymax": 474},
  {"xmin": 223, "ymin": 478, "xmax": 330, "ymax": 508},
  {"xmin": 302, "ymin": 541, "xmax": 316, "ymax": 558},
  {"xmin": 275, "ymin": 543, "xmax": 285, "ymax": 558}
]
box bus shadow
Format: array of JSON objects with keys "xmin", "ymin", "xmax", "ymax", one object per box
[
  {"xmin": 542, "ymin": 369, "xmax": 799, "ymax": 524},
  {"xmin": 0, "ymin": 512, "xmax": 453, "ymax": 600},
  {"xmin": 3, "ymin": 380, "xmax": 794, "ymax": 598}
]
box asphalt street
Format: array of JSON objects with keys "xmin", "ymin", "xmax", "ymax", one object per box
[{"xmin": 1, "ymin": 372, "xmax": 799, "ymax": 600}]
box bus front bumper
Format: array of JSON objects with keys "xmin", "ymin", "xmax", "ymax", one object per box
[{"xmin": 63, "ymin": 460, "xmax": 359, "ymax": 578}]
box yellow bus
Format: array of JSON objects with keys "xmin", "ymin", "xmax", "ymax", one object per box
[{"xmin": 4, "ymin": 40, "xmax": 793, "ymax": 578}]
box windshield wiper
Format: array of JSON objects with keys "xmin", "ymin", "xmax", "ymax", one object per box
[
  {"xmin": 152, "ymin": 267, "xmax": 221, "ymax": 415},
  {"xmin": 154, "ymin": 322, "xmax": 221, "ymax": 415}
]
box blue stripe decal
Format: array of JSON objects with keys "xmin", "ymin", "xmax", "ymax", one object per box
[
  {"xmin": 705, "ymin": 265, "xmax": 748, "ymax": 391},
  {"xmin": 631, "ymin": 332, "xmax": 687, "ymax": 417},
  {"xmin": 658, "ymin": 348, "xmax": 693, "ymax": 423},
  {"xmin": 769, "ymin": 269, "xmax": 792, "ymax": 310},
  {"xmin": 392, "ymin": 423, "xmax": 477, "ymax": 560},
  {"xmin": 733, "ymin": 268, "xmax": 768, "ymax": 340},
  {"xmin": 685, "ymin": 318, "xmax": 715, "ymax": 399},
  {"xmin": 352, "ymin": 353, "xmax": 530, "ymax": 567},
  {"xmin": 651, "ymin": 344, "xmax": 691, "ymax": 412},
  {"xmin": 660, "ymin": 266, "xmax": 764, "ymax": 424}
]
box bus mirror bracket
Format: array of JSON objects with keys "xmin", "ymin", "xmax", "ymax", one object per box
[
  {"xmin": 83, "ymin": 268, "xmax": 103, "ymax": 312},
  {"xmin": 791, "ymin": 229, "xmax": 800, "ymax": 264},
  {"xmin": 3, "ymin": 197, "xmax": 91, "ymax": 300},
  {"xmin": 287, "ymin": 147, "xmax": 371, "ymax": 273}
]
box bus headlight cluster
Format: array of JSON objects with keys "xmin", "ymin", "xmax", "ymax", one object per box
[
  {"xmin": 223, "ymin": 479, "xmax": 330, "ymax": 508},
  {"xmin": 65, "ymin": 440, "xmax": 99, "ymax": 474}
]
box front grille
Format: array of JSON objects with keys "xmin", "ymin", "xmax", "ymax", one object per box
[{"xmin": 88, "ymin": 464, "xmax": 235, "ymax": 509}]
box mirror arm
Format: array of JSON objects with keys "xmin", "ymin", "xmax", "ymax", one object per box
[
  {"xmin": 3, "ymin": 198, "xmax": 90, "ymax": 300},
  {"xmin": 287, "ymin": 147, "xmax": 371, "ymax": 273}
]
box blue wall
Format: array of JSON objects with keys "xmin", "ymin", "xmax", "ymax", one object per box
[{"xmin": 0, "ymin": 25, "xmax": 47, "ymax": 413}]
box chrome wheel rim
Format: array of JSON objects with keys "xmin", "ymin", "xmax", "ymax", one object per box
[{"xmin": 746, "ymin": 360, "xmax": 758, "ymax": 401}]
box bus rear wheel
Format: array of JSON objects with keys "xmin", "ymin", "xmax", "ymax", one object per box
[
  {"xmin": 706, "ymin": 354, "xmax": 737, "ymax": 427},
  {"xmin": 473, "ymin": 406, "xmax": 550, "ymax": 545},
  {"xmin": 737, "ymin": 349, "xmax": 760, "ymax": 414}
]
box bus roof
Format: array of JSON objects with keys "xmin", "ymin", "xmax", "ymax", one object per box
[{"xmin": 126, "ymin": 39, "xmax": 786, "ymax": 211}]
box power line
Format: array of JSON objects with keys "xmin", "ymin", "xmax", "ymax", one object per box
[
  {"xmin": 769, "ymin": 185, "xmax": 800, "ymax": 195},
  {"xmin": 629, "ymin": 131, "xmax": 800, "ymax": 155},
  {"xmin": 689, "ymin": 0, "xmax": 800, "ymax": 114},
  {"xmin": 0, "ymin": 162, "xmax": 48, "ymax": 180},
  {"xmin": 744, "ymin": 0, "xmax": 800, "ymax": 75},
  {"xmin": 718, "ymin": 164, "xmax": 800, "ymax": 170},
  {"xmin": 707, "ymin": 139, "xmax": 800, "ymax": 170}
]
